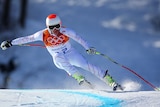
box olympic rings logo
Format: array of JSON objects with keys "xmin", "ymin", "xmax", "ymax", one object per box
[{"xmin": 47, "ymin": 35, "xmax": 66, "ymax": 45}]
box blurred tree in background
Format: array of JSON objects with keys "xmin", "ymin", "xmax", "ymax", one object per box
[
  {"xmin": 0, "ymin": 0, "xmax": 28, "ymax": 31},
  {"xmin": 150, "ymin": 0, "xmax": 160, "ymax": 32},
  {"xmin": 0, "ymin": 57, "xmax": 17, "ymax": 89},
  {"xmin": 0, "ymin": 0, "xmax": 28, "ymax": 89},
  {"xmin": 1, "ymin": 0, "xmax": 11, "ymax": 28},
  {"xmin": 19, "ymin": 0, "xmax": 28, "ymax": 28}
]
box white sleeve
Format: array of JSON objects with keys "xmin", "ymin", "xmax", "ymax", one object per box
[
  {"xmin": 11, "ymin": 30, "xmax": 44, "ymax": 45},
  {"xmin": 61, "ymin": 28, "xmax": 90, "ymax": 50}
]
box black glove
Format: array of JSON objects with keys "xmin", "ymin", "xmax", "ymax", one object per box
[
  {"xmin": 86, "ymin": 47, "xmax": 96, "ymax": 55},
  {"xmin": 1, "ymin": 40, "xmax": 12, "ymax": 50}
]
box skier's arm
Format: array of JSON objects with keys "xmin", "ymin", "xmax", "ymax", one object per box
[
  {"xmin": 61, "ymin": 28, "xmax": 90, "ymax": 49},
  {"xmin": 61, "ymin": 28, "xmax": 96, "ymax": 54},
  {"xmin": 1, "ymin": 30, "xmax": 43, "ymax": 50},
  {"xmin": 11, "ymin": 30, "xmax": 43, "ymax": 45}
]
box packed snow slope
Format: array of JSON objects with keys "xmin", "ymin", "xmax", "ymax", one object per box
[
  {"xmin": 0, "ymin": 89, "xmax": 160, "ymax": 107},
  {"xmin": 0, "ymin": 0, "xmax": 160, "ymax": 91}
]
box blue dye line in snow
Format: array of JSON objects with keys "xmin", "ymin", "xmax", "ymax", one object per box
[{"xmin": 59, "ymin": 90, "xmax": 122, "ymax": 107}]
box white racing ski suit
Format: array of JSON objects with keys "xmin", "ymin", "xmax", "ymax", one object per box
[{"xmin": 11, "ymin": 27, "xmax": 106, "ymax": 79}]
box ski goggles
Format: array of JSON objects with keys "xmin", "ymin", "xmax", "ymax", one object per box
[{"xmin": 49, "ymin": 24, "xmax": 60, "ymax": 29}]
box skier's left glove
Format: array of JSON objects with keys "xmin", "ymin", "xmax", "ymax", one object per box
[
  {"xmin": 1, "ymin": 40, "xmax": 12, "ymax": 50},
  {"xmin": 86, "ymin": 47, "xmax": 96, "ymax": 55}
]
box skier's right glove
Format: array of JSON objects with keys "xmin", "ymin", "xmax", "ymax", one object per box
[{"xmin": 1, "ymin": 40, "xmax": 12, "ymax": 50}]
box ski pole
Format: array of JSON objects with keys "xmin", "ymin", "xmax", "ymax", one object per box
[
  {"xmin": 95, "ymin": 51, "xmax": 159, "ymax": 91},
  {"xmin": 18, "ymin": 44, "xmax": 46, "ymax": 48}
]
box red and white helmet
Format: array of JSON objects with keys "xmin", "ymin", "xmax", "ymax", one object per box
[
  {"xmin": 46, "ymin": 14, "xmax": 61, "ymax": 27},
  {"xmin": 46, "ymin": 14, "xmax": 61, "ymax": 34}
]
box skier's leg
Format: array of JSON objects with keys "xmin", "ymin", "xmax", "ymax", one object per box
[
  {"xmin": 52, "ymin": 53, "xmax": 91, "ymax": 87},
  {"xmin": 66, "ymin": 48, "xmax": 106, "ymax": 79},
  {"xmin": 66, "ymin": 48, "xmax": 122, "ymax": 90},
  {"xmin": 52, "ymin": 52, "xmax": 78, "ymax": 75},
  {"xmin": 103, "ymin": 70, "xmax": 123, "ymax": 91}
]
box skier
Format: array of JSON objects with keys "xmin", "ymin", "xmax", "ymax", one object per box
[{"xmin": 1, "ymin": 14, "xmax": 123, "ymax": 91}]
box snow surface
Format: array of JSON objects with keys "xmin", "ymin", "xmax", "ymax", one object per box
[
  {"xmin": 0, "ymin": 89, "xmax": 160, "ymax": 107},
  {"xmin": 0, "ymin": 0, "xmax": 160, "ymax": 106}
]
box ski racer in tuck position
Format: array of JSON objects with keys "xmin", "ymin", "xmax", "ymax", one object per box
[{"xmin": 1, "ymin": 14, "xmax": 123, "ymax": 91}]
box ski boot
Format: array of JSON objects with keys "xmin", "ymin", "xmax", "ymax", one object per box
[
  {"xmin": 103, "ymin": 70, "xmax": 123, "ymax": 91},
  {"xmin": 72, "ymin": 72, "xmax": 93, "ymax": 89}
]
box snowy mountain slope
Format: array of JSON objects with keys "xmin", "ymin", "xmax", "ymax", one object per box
[
  {"xmin": 0, "ymin": 89, "xmax": 159, "ymax": 107},
  {"xmin": 0, "ymin": 0, "xmax": 160, "ymax": 91}
]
